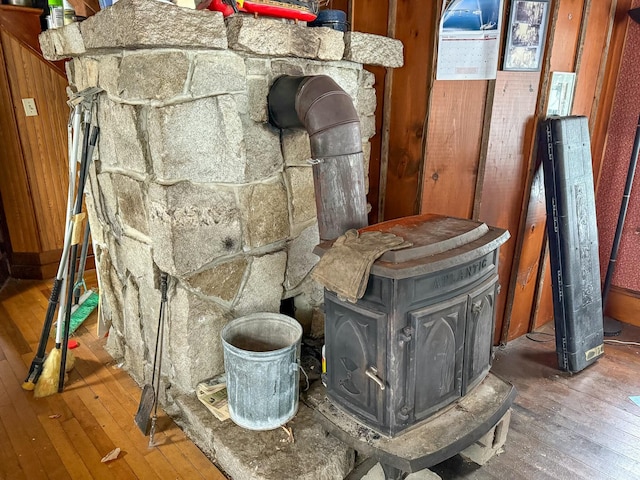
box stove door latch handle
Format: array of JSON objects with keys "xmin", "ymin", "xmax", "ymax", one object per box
[{"xmin": 365, "ymin": 366, "xmax": 386, "ymax": 390}]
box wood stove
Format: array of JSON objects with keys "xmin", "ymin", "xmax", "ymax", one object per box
[{"xmin": 316, "ymin": 215, "xmax": 510, "ymax": 437}]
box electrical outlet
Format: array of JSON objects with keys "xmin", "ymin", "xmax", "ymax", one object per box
[{"xmin": 22, "ymin": 98, "xmax": 38, "ymax": 117}]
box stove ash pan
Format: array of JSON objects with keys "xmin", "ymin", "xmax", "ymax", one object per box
[{"xmin": 317, "ymin": 215, "xmax": 510, "ymax": 437}]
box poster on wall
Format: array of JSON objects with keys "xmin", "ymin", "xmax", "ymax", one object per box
[
  {"xmin": 436, "ymin": 0, "xmax": 505, "ymax": 80},
  {"xmin": 547, "ymin": 72, "xmax": 576, "ymax": 117},
  {"xmin": 503, "ymin": 0, "xmax": 550, "ymax": 71}
]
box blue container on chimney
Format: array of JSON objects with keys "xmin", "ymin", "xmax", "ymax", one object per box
[{"xmin": 308, "ymin": 9, "xmax": 348, "ymax": 32}]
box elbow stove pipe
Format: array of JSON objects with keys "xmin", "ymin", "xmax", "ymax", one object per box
[{"xmin": 268, "ymin": 75, "xmax": 369, "ymax": 241}]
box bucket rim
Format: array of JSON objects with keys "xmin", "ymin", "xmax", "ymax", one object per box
[{"xmin": 221, "ymin": 312, "xmax": 303, "ymax": 356}]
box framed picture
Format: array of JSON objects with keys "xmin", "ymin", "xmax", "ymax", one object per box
[
  {"xmin": 503, "ymin": 0, "xmax": 550, "ymax": 71},
  {"xmin": 437, "ymin": 0, "xmax": 505, "ymax": 80},
  {"xmin": 547, "ymin": 72, "xmax": 576, "ymax": 117}
]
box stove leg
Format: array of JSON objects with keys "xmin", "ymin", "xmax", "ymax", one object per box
[{"xmin": 380, "ymin": 463, "xmax": 408, "ymax": 480}]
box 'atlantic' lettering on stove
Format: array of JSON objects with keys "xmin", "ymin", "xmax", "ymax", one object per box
[{"xmin": 433, "ymin": 257, "xmax": 489, "ymax": 289}]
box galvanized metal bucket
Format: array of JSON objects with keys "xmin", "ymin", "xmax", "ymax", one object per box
[{"xmin": 221, "ymin": 313, "xmax": 302, "ymax": 430}]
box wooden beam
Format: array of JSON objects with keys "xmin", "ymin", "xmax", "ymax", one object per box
[
  {"xmin": 422, "ymin": 80, "xmax": 488, "ymax": 219},
  {"xmin": 592, "ymin": 0, "xmax": 633, "ymax": 189},
  {"xmin": 377, "ymin": 0, "xmax": 397, "ymax": 222},
  {"xmin": 472, "ymin": 81, "xmax": 495, "ymax": 221},
  {"xmin": 383, "ymin": 1, "xmax": 439, "ymax": 220},
  {"xmin": 476, "ymin": 71, "xmax": 540, "ymax": 345}
]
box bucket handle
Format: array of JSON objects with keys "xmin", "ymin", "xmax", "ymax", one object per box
[{"xmin": 295, "ymin": 364, "xmax": 310, "ymax": 392}]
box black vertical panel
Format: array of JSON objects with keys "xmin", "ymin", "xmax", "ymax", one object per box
[
  {"xmin": 407, "ymin": 294, "xmax": 466, "ymax": 423},
  {"xmin": 324, "ymin": 293, "xmax": 387, "ymax": 427},
  {"xmin": 540, "ymin": 116, "xmax": 604, "ymax": 372}
]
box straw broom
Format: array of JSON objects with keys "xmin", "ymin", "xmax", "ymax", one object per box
[
  {"xmin": 34, "ymin": 265, "xmax": 76, "ymax": 398},
  {"xmin": 33, "ymin": 348, "xmax": 75, "ymax": 398}
]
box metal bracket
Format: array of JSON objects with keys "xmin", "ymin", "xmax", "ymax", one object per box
[{"xmin": 397, "ymin": 326, "xmax": 414, "ymax": 347}]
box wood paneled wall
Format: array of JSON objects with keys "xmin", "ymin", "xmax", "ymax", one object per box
[
  {"xmin": 382, "ymin": 2, "xmax": 440, "ymax": 221},
  {"xmin": 0, "ymin": 6, "xmax": 70, "ymax": 278},
  {"xmin": 3, "ymin": 32, "xmax": 69, "ymax": 252},
  {"xmin": 422, "ymin": 81, "xmax": 487, "ymax": 220},
  {"xmin": 348, "ymin": 0, "xmax": 628, "ymax": 342},
  {"xmin": 476, "ymin": 72, "xmax": 541, "ymax": 342},
  {"xmin": 0, "ymin": 36, "xmax": 40, "ymax": 254},
  {"xmin": 333, "ymin": 0, "xmax": 389, "ymax": 225}
]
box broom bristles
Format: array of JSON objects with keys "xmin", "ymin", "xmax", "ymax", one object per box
[
  {"xmin": 48, "ymin": 290, "xmax": 99, "ymax": 340},
  {"xmin": 33, "ymin": 348, "xmax": 76, "ymax": 398},
  {"xmin": 69, "ymin": 290, "xmax": 98, "ymax": 335}
]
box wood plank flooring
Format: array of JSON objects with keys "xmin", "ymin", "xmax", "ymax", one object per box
[
  {"xmin": 432, "ymin": 323, "xmax": 640, "ymax": 480},
  {"xmin": 2, "ymin": 274, "xmax": 640, "ymax": 479},
  {"xmin": 0, "ymin": 276, "xmax": 227, "ymax": 480}
]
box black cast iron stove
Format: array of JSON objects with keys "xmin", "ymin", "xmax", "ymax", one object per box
[{"xmin": 316, "ymin": 214, "xmax": 510, "ymax": 438}]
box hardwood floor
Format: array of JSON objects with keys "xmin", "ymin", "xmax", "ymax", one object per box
[
  {"xmin": 432, "ymin": 322, "xmax": 640, "ymax": 480},
  {"xmin": 0, "ymin": 275, "xmax": 226, "ymax": 480},
  {"xmin": 2, "ymin": 274, "xmax": 640, "ymax": 480}
]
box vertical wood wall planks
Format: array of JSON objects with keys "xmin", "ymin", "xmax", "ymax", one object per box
[
  {"xmin": 0, "ymin": 34, "xmax": 40, "ymax": 253},
  {"xmin": 421, "ymin": 81, "xmax": 488, "ymax": 219},
  {"xmin": 383, "ymin": 0, "xmax": 439, "ymax": 220},
  {"xmin": 549, "ymin": 0, "xmax": 585, "ymax": 72},
  {"xmin": 349, "ymin": 0, "xmax": 389, "ymax": 225},
  {"xmin": 572, "ymin": 0, "xmax": 615, "ymax": 121},
  {"xmin": 476, "ymin": 71, "xmax": 541, "ymax": 343},
  {"xmin": 505, "ymin": 0, "xmax": 624, "ymax": 339},
  {"xmin": 503, "ymin": 0, "xmax": 573, "ymax": 341},
  {"xmin": 3, "ymin": 33, "xmax": 69, "ymax": 252},
  {"xmin": 350, "ymin": 0, "xmax": 629, "ymax": 342}
]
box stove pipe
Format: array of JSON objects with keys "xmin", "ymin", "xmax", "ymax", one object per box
[{"xmin": 268, "ymin": 75, "xmax": 368, "ymax": 240}]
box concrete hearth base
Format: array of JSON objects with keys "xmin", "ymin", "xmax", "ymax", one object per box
[{"xmin": 165, "ymin": 392, "xmax": 355, "ymax": 480}]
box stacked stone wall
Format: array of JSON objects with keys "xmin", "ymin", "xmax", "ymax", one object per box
[{"xmin": 40, "ymin": 0, "xmax": 403, "ymax": 396}]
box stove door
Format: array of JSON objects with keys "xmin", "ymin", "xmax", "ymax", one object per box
[
  {"xmin": 462, "ymin": 277, "xmax": 498, "ymax": 393},
  {"xmin": 324, "ymin": 294, "xmax": 387, "ymax": 428},
  {"xmin": 405, "ymin": 294, "xmax": 467, "ymax": 423}
]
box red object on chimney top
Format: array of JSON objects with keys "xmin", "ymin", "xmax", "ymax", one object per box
[{"xmin": 208, "ymin": 0, "xmax": 318, "ymax": 22}]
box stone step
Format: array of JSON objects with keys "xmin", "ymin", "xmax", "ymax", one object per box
[{"xmin": 168, "ymin": 392, "xmax": 355, "ymax": 480}]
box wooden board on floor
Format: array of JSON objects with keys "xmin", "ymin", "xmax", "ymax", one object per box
[
  {"xmin": 475, "ymin": 71, "xmax": 541, "ymax": 344},
  {"xmin": 421, "ymin": 80, "xmax": 488, "ymax": 220}
]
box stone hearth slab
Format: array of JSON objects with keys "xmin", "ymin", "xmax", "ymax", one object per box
[
  {"xmin": 167, "ymin": 393, "xmax": 355, "ymax": 480},
  {"xmin": 315, "ymin": 373, "xmax": 516, "ymax": 475}
]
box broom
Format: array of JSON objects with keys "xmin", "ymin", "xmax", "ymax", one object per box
[
  {"xmin": 34, "ymin": 219, "xmax": 99, "ymax": 397},
  {"xmin": 32, "ymin": 117, "xmax": 93, "ymax": 398},
  {"xmin": 34, "ymin": 275, "xmax": 76, "ymax": 398},
  {"xmin": 48, "ymin": 223, "xmax": 99, "ymax": 339},
  {"xmin": 48, "ymin": 224, "xmax": 99, "ymax": 340},
  {"xmin": 22, "ymin": 104, "xmax": 81, "ymax": 391},
  {"xmin": 69, "ymin": 222, "xmax": 99, "ymax": 335},
  {"xmin": 59, "ymin": 125, "xmax": 100, "ymax": 394}
]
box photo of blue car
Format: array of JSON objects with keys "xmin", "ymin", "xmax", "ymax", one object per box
[{"xmin": 442, "ymin": 0, "xmax": 501, "ymax": 31}]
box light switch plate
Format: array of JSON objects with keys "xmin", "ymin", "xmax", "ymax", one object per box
[{"xmin": 22, "ymin": 98, "xmax": 38, "ymax": 117}]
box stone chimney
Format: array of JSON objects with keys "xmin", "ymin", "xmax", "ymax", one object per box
[{"xmin": 39, "ymin": 2, "xmax": 403, "ymax": 477}]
